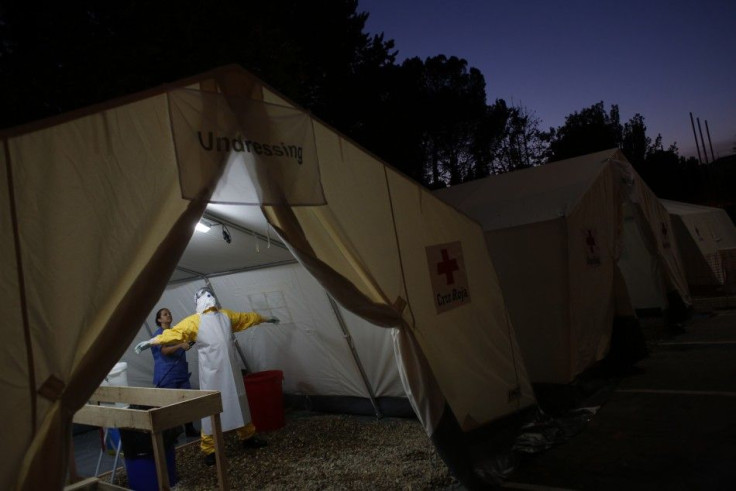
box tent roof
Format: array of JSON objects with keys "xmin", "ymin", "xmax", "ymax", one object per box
[
  {"xmin": 661, "ymin": 199, "xmax": 731, "ymax": 217},
  {"xmin": 661, "ymin": 199, "xmax": 736, "ymax": 250},
  {"xmin": 171, "ymin": 204, "xmax": 295, "ymax": 282},
  {"xmin": 434, "ymin": 149, "xmax": 620, "ymax": 229}
]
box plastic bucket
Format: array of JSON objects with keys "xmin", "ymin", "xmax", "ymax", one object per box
[
  {"xmin": 104, "ymin": 428, "xmax": 121, "ymax": 454},
  {"xmin": 124, "ymin": 445, "xmax": 177, "ymax": 491},
  {"xmin": 244, "ymin": 370, "xmax": 285, "ymax": 432}
]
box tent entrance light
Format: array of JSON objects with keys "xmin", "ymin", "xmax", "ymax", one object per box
[
  {"xmin": 196, "ymin": 217, "xmax": 231, "ymax": 244},
  {"xmin": 195, "ymin": 221, "xmax": 212, "ymax": 233}
]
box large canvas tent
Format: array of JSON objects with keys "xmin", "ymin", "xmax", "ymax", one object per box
[
  {"xmin": 661, "ymin": 199, "xmax": 736, "ymax": 294},
  {"xmin": 1, "ymin": 65, "xmax": 535, "ymax": 490},
  {"xmin": 435, "ymin": 149, "xmax": 691, "ymax": 384}
]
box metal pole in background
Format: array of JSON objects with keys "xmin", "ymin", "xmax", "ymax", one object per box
[
  {"xmin": 697, "ymin": 117, "xmax": 709, "ymax": 164},
  {"xmin": 690, "ymin": 112, "xmax": 703, "ymax": 164},
  {"xmin": 705, "ymin": 120, "xmax": 716, "ymax": 162}
]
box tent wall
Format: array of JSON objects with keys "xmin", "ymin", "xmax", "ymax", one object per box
[
  {"xmin": 662, "ymin": 199, "xmax": 736, "ymax": 293},
  {"xmin": 383, "ymin": 168, "xmax": 535, "ymax": 429},
  {"xmin": 485, "ymin": 221, "xmax": 570, "ymax": 383},
  {"xmin": 261, "ymin": 100, "xmax": 535, "ymax": 433},
  {"xmin": 434, "ymin": 149, "xmax": 690, "ymax": 387},
  {"xmin": 623, "ymin": 173, "xmax": 691, "ymax": 310},
  {"xmin": 2, "ymin": 87, "xmax": 213, "ymax": 490},
  {"xmin": 0, "ymin": 140, "xmax": 29, "ymax": 491},
  {"xmin": 565, "ymin": 163, "xmax": 620, "ymax": 377},
  {"xmin": 618, "ymin": 205, "xmax": 668, "ymax": 311},
  {"xmin": 122, "ymin": 261, "xmax": 405, "ymax": 402},
  {"xmin": 671, "ymin": 213, "xmax": 724, "ymax": 288}
]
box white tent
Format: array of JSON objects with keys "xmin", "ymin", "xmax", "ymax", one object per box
[
  {"xmin": 1, "ymin": 65, "xmax": 535, "ymax": 490},
  {"xmin": 661, "ymin": 199, "xmax": 736, "ymax": 294},
  {"xmin": 435, "ymin": 149, "xmax": 691, "ymax": 384}
]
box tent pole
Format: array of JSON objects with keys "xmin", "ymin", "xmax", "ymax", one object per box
[
  {"xmin": 169, "ymin": 260, "xmax": 298, "ymax": 286},
  {"xmin": 326, "ymin": 294, "xmax": 383, "ymax": 418},
  {"xmin": 174, "ymin": 265, "xmax": 207, "ymax": 279}
]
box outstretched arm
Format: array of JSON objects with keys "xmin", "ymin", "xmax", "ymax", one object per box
[
  {"xmin": 135, "ymin": 315, "xmax": 200, "ymax": 354},
  {"xmin": 223, "ymin": 309, "xmax": 279, "ymax": 332}
]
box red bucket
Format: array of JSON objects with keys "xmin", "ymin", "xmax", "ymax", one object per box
[{"xmin": 244, "ymin": 370, "xmax": 285, "ymax": 432}]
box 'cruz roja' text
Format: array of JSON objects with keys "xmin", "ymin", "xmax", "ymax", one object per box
[{"xmin": 436, "ymin": 287, "xmax": 469, "ymax": 306}]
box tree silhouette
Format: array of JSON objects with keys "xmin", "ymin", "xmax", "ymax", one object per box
[
  {"xmin": 364, "ymin": 55, "xmax": 490, "ymax": 187},
  {"xmin": 0, "ymin": 1, "xmax": 396, "ymax": 131},
  {"xmin": 546, "ymin": 102, "xmax": 622, "ymax": 161},
  {"xmin": 487, "ymin": 100, "xmax": 547, "ymax": 173},
  {"xmin": 622, "ymin": 114, "xmax": 650, "ymax": 168}
]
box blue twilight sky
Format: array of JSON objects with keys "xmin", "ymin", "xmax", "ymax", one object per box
[{"xmin": 357, "ymin": 0, "xmax": 735, "ymax": 160}]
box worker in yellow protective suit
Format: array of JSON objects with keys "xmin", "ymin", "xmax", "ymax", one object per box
[{"xmin": 135, "ymin": 287, "xmax": 280, "ymax": 466}]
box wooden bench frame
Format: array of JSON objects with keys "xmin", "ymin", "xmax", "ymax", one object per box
[{"xmin": 73, "ymin": 386, "xmax": 228, "ymax": 490}]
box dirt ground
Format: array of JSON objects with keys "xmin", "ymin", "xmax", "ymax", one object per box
[{"xmin": 109, "ymin": 411, "xmax": 459, "ymax": 490}]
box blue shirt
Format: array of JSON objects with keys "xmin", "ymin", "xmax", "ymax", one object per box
[{"xmin": 151, "ymin": 327, "xmax": 191, "ymax": 388}]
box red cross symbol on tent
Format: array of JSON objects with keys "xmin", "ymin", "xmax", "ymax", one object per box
[{"xmin": 437, "ymin": 249, "xmax": 459, "ymax": 285}]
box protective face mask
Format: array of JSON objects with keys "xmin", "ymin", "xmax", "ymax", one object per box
[{"xmin": 195, "ymin": 289, "xmax": 218, "ymax": 313}]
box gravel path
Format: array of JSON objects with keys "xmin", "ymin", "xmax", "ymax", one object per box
[{"xmin": 112, "ymin": 411, "xmax": 458, "ymax": 490}]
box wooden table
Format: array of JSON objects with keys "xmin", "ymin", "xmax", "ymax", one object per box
[{"xmin": 73, "ymin": 386, "xmax": 228, "ymax": 490}]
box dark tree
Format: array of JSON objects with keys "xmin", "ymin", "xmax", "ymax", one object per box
[
  {"xmin": 367, "ymin": 55, "xmax": 490, "ymax": 187},
  {"xmin": 546, "ymin": 102, "xmax": 622, "ymax": 162},
  {"xmin": 639, "ymin": 145, "xmax": 696, "ymax": 200},
  {"xmin": 418, "ymin": 55, "xmax": 488, "ymax": 186},
  {"xmin": 0, "ymin": 1, "xmax": 396, "ymax": 132},
  {"xmin": 621, "ymin": 114, "xmax": 650, "ymax": 168},
  {"xmin": 487, "ymin": 100, "xmax": 547, "ymax": 173}
]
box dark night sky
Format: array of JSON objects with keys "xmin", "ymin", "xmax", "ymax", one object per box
[{"xmin": 358, "ymin": 0, "xmax": 736, "ymax": 159}]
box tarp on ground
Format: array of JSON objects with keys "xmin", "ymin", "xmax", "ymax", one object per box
[
  {"xmin": 1, "ymin": 65, "xmax": 534, "ymax": 490},
  {"xmin": 435, "ymin": 149, "xmax": 690, "ymax": 384}
]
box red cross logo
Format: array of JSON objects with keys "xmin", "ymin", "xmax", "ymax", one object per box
[{"xmin": 437, "ymin": 249, "xmax": 459, "ymax": 285}]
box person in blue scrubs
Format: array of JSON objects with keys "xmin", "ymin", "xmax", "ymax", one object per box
[{"xmin": 151, "ymin": 307, "xmax": 199, "ymax": 437}]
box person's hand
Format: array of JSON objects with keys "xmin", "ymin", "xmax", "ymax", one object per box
[
  {"xmin": 266, "ymin": 317, "xmax": 280, "ymax": 325},
  {"xmin": 135, "ymin": 339, "xmax": 153, "ymax": 354}
]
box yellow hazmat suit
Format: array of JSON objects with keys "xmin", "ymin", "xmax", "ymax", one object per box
[{"xmin": 154, "ymin": 307, "xmax": 266, "ymax": 455}]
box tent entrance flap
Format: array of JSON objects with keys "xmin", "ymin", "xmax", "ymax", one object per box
[{"xmin": 618, "ymin": 205, "xmax": 668, "ymax": 311}]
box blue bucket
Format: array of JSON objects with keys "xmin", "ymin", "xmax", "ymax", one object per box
[{"xmin": 124, "ymin": 445, "xmax": 177, "ymax": 491}]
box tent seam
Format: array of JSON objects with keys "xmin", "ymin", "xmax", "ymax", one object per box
[
  {"xmin": 504, "ymin": 309, "xmax": 523, "ymax": 410},
  {"xmin": 382, "ymin": 168, "xmax": 414, "ymax": 328},
  {"xmin": 3, "ymin": 139, "xmax": 37, "ymax": 433}
]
